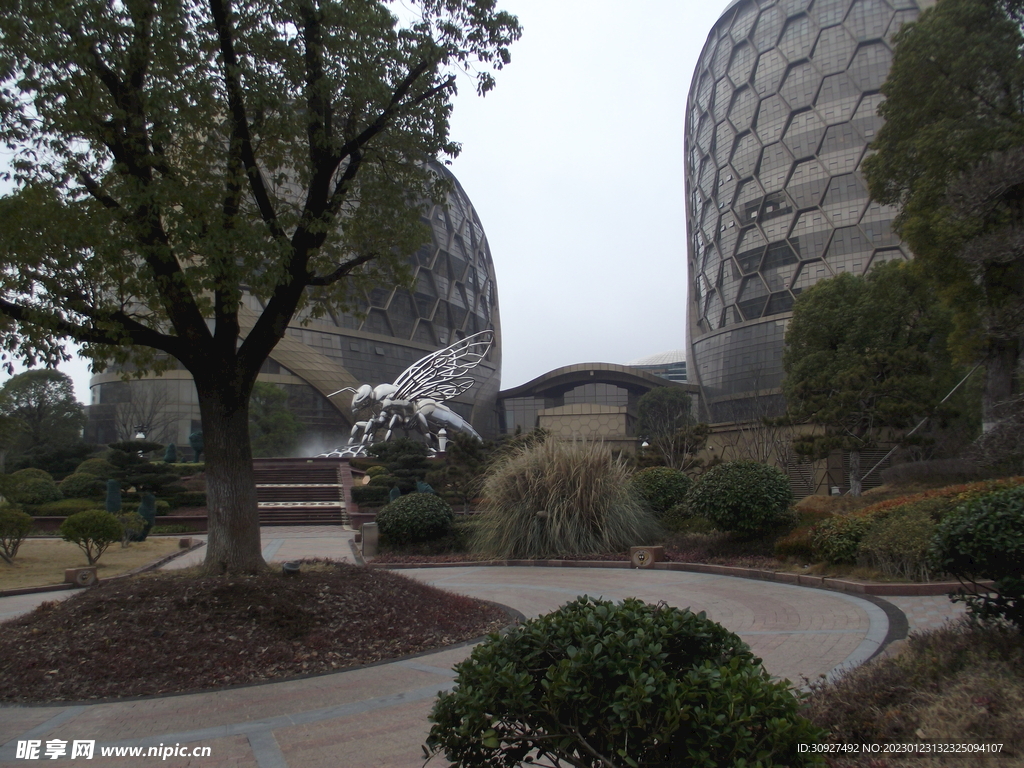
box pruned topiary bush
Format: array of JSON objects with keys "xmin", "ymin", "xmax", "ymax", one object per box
[
  {"xmin": 858, "ymin": 507, "xmax": 935, "ymax": 581},
  {"xmin": 0, "ymin": 507, "xmax": 33, "ymax": 564},
  {"xmin": 58, "ymin": 472, "xmax": 106, "ymax": 499},
  {"xmin": 8, "ymin": 476, "xmax": 63, "ymax": 507},
  {"xmin": 811, "ymin": 515, "xmax": 873, "ymax": 565},
  {"xmin": 376, "ymin": 492, "xmax": 454, "ymax": 547},
  {"xmin": 473, "ymin": 438, "xmax": 660, "ymax": 558},
  {"xmin": 930, "ymin": 485, "xmax": 1024, "ymax": 630},
  {"xmin": 687, "ymin": 461, "xmax": 793, "ymax": 538},
  {"xmin": 629, "ymin": 466, "xmax": 693, "ymax": 516},
  {"xmin": 60, "ymin": 510, "xmax": 123, "ymax": 566},
  {"xmin": 74, "ymin": 458, "xmax": 116, "ymax": 478},
  {"xmin": 426, "ymin": 595, "xmax": 825, "ymax": 767}
]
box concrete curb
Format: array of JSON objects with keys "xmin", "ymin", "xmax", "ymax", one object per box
[{"xmin": 370, "ymin": 558, "xmax": 989, "ymax": 597}]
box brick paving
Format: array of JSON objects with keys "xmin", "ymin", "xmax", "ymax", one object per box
[{"xmin": 0, "ymin": 528, "xmax": 969, "ymax": 767}]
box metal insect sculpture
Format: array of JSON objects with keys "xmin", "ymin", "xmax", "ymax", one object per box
[{"xmin": 319, "ymin": 330, "xmax": 495, "ymax": 457}]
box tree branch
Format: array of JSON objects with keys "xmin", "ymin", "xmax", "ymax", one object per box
[{"xmin": 307, "ymin": 251, "xmax": 378, "ymax": 286}]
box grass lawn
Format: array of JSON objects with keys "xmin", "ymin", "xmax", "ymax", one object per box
[{"xmin": 0, "ymin": 537, "xmax": 183, "ymax": 591}]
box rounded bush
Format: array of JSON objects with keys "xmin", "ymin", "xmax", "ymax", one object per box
[
  {"xmin": 629, "ymin": 466, "xmax": 692, "ymax": 515},
  {"xmin": 59, "ymin": 472, "xmax": 106, "ymax": 499},
  {"xmin": 688, "ymin": 461, "xmax": 793, "ymax": 537},
  {"xmin": 474, "ymin": 439, "xmax": 660, "ymax": 558},
  {"xmin": 426, "ymin": 596, "xmax": 824, "ymax": 767},
  {"xmin": 660, "ymin": 501, "xmax": 715, "ymax": 533},
  {"xmin": 376, "ymin": 492, "xmax": 454, "ymax": 546},
  {"xmin": 811, "ymin": 515, "xmax": 873, "ymax": 565},
  {"xmin": 75, "ymin": 458, "xmax": 116, "ymax": 478},
  {"xmin": 930, "ymin": 486, "xmax": 1024, "ymax": 628},
  {"xmin": 0, "ymin": 506, "xmax": 33, "ymax": 561},
  {"xmin": 9, "ymin": 477, "xmax": 63, "ymax": 506},
  {"xmin": 12, "ymin": 468, "xmax": 55, "ymax": 483},
  {"xmin": 60, "ymin": 510, "xmax": 123, "ymax": 565},
  {"xmin": 859, "ymin": 508, "xmax": 935, "ymax": 580}
]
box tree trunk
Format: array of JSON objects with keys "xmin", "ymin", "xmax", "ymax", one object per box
[
  {"xmin": 195, "ymin": 380, "xmax": 265, "ymax": 575},
  {"xmin": 848, "ymin": 449, "xmax": 862, "ymax": 497},
  {"xmin": 982, "ymin": 337, "xmax": 1020, "ymax": 433}
]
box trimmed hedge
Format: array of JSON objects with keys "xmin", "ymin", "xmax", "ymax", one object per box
[
  {"xmin": 427, "ymin": 596, "xmax": 824, "ymax": 767},
  {"xmin": 629, "ymin": 466, "xmax": 693, "ymax": 516},
  {"xmin": 8, "ymin": 477, "xmax": 63, "ymax": 506},
  {"xmin": 688, "ymin": 461, "xmax": 793, "ymax": 537},
  {"xmin": 377, "ymin": 492, "xmax": 454, "ymax": 546},
  {"xmin": 60, "ymin": 510, "xmax": 123, "ymax": 565},
  {"xmin": 351, "ymin": 485, "xmax": 390, "ymax": 507},
  {"xmin": 59, "ymin": 472, "xmax": 106, "ymax": 499}
]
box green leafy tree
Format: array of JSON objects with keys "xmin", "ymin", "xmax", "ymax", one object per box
[
  {"xmin": 0, "ymin": 370, "xmax": 86, "ymax": 464},
  {"xmin": 0, "ymin": 0, "xmax": 520, "ymax": 575},
  {"xmin": 634, "ymin": 386, "xmax": 706, "ymax": 471},
  {"xmin": 426, "ymin": 431, "xmax": 492, "ymax": 511},
  {"xmin": 783, "ymin": 262, "xmax": 958, "ymax": 495},
  {"xmin": 248, "ymin": 382, "xmax": 302, "ymax": 458},
  {"xmin": 862, "ymin": 0, "xmax": 1024, "ymax": 431}
]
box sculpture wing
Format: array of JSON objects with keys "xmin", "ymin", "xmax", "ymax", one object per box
[{"xmin": 391, "ymin": 330, "xmax": 495, "ymax": 403}]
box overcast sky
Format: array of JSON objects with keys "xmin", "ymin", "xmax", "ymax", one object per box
[{"xmin": 0, "ymin": 0, "xmax": 735, "ymax": 403}]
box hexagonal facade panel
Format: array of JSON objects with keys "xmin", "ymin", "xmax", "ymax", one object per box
[{"xmin": 685, "ymin": 0, "xmax": 921, "ymax": 422}]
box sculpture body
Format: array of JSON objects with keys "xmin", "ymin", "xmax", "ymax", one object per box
[{"xmin": 321, "ymin": 330, "xmax": 494, "ymax": 457}]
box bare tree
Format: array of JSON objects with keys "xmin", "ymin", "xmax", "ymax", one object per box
[{"xmin": 112, "ymin": 385, "xmax": 178, "ymax": 446}]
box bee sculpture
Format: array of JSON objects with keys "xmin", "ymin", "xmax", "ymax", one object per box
[{"xmin": 319, "ymin": 330, "xmax": 495, "ymax": 457}]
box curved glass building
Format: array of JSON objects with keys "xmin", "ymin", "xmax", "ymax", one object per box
[
  {"xmin": 86, "ymin": 165, "xmax": 502, "ymax": 455},
  {"xmin": 685, "ymin": 0, "xmax": 929, "ymax": 423}
]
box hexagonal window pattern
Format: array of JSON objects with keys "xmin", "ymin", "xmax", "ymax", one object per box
[
  {"xmin": 760, "ymin": 191, "xmax": 798, "ymax": 242},
  {"xmin": 737, "ymin": 275, "xmax": 770, "ymax": 320},
  {"xmin": 362, "ymin": 308, "xmax": 392, "ymax": 336},
  {"xmin": 763, "ymin": 241, "xmax": 800, "ymax": 291},
  {"xmin": 736, "ymin": 227, "xmax": 768, "ymax": 272},
  {"xmin": 819, "ymin": 123, "xmax": 863, "ymax": 175},
  {"xmin": 758, "ymin": 142, "xmax": 794, "ymax": 192},
  {"xmin": 718, "ymin": 169, "xmax": 739, "ymax": 209},
  {"xmin": 755, "ymin": 94, "xmax": 789, "ymax": 143},
  {"xmin": 846, "ymin": 0, "xmax": 893, "ymax": 41},
  {"xmin": 765, "ymin": 291, "xmax": 796, "ymax": 315},
  {"xmin": 848, "ymin": 43, "xmax": 892, "ymax": 91},
  {"xmin": 731, "ymin": 1, "xmax": 759, "ymax": 41},
  {"xmin": 811, "ymin": 0, "xmax": 848, "ymax": 28},
  {"xmin": 753, "ymin": 6, "xmax": 785, "ymax": 51},
  {"xmin": 780, "ymin": 61, "xmax": 821, "ymax": 109},
  {"xmin": 731, "ymin": 133, "xmax": 760, "ymax": 179},
  {"xmin": 783, "ymin": 109, "xmax": 827, "ymax": 158},
  {"xmin": 368, "ymin": 286, "xmax": 393, "ymax": 309},
  {"xmin": 388, "ymin": 290, "xmax": 417, "ymax": 339},
  {"xmin": 824, "ymin": 226, "xmax": 872, "ymax": 275},
  {"xmin": 714, "ymin": 77, "xmax": 734, "ymax": 122},
  {"xmin": 703, "ymin": 243, "xmax": 723, "ymax": 283},
  {"xmin": 728, "ymin": 86, "xmax": 758, "ymax": 132},
  {"xmin": 735, "ymin": 178, "xmax": 766, "ymax": 221},
  {"xmin": 821, "ymin": 173, "xmax": 869, "ymax": 225},
  {"xmin": 852, "ymin": 92, "xmax": 884, "ymax": 140},
  {"xmin": 779, "ymin": 0, "xmax": 812, "ymax": 14},
  {"xmin": 705, "ymin": 291, "xmax": 725, "ymax": 329},
  {"xmin": 790, "ymin": 210, "xmax": 832, "ymax": 260},
  {"xmin": 720, "ymin": 258, "xmax": 742, "ymax": 305},
  {"xmin": 816, "ymin": 72, "xmax": 861, "ymax": 124},
  {"xmin": 787, "ymin": 159, "xmax": 830, "ymax": 209},
  {"xmin": 712, "ymin": 35, "xmax": 733, "ymax": 79},
  {"xmin": 729, "ymin": 42, "xmax": 757, "ymax": 86},
  {"xmin": 715, "ymin": 121, "xmax": 737, "ymax": 166},
  {"xmin": 696, "ymin": 71, "xmax": 715, "ymax": 111},
  {"xmin": 812, "ymin": 25, "xmax": 857, "ymax": 75},
  {"xmin": 779, "ymin": 14, "xmax": 814, "ymax": 61},
  {"xmin": 791, "ymin": 259, "xmax": 833, "ymax": 293},
  {"xmin": 699, "ymin": 157, "xmax": 717, "ymax": 198},
  {"xmin": 754, "ymin": 49, "xmax": 787, "ymax": 95},
  {"xmin": 860, "ymin": 200, "xmax": 902, "ymax": 247},
  {"xmin": 702, "ymin": 208, "xmax": 722, "ymax": 246},
  {"xmin": 719, "ymin": 212, "xmax": 740, "ymax": 259},
  {"xmin": 868, "ymin": 247, "xmax": 907, "ymax": 271},
  {"xmin": 887, "ymin": 9, "xmax": 918, "ymax": 41}
]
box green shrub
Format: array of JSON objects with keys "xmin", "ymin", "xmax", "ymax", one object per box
[
  {"xmin": 376, "ymin": 492, "xmax": 454, "ymax": 547},
  {"xmin": 351, "ymin": 485, "xmax": 391, "ymax": 507},
  {"xmin": 688, "ymin": 461, "xmax": 793, "ymax": 537},
  {"xmin": 59, "ymin": 472, "xmax": 106, "ymax": 499},
  {"xmin": 858, "ymin": 508, "xmax": 935, "ymax": 580},
  {"xmin": 154, "ymin": 499, "xmax": 170, "ymax": 516},
  {"xmin": 172, "ymin": 491, "xmax": 207, "ymax": 508},
  {"xmin": 60, "ymin": 510, "xmax": 123, "ymax": 565},
  {"xmin": 8, "ymin": 477, "xmax": 63, "ymax": 506},
  {"xmin": 74, "ymin": 458, "xmax": 116, "ymax": 478},
  {"xmin": 659, "ymin": 501, "xmax": 715, "ymax": 533},
  {"xmin": 11, "ymin": 468, "xmax": 55, "ymax": 483},
  {"xmin": 0, "ymin": 507, "xmax": 33, "ymax": 563},
  {"xmin": 811, "ymin": 515, "xmax": 873, "ymax": 565},
  {"xmin": 774, "ymin": 526, "xmax": 817, "ymax": 562},
  {"xmin": 473, "ymin": 438, "xmax": 660, "ymax": 558},
  {"xmin": 365, "ymin": 465, "xmax": 388, "ymax": 477},
  {"xmin": 426, "ymin": 596, "xmax": 825, "ymax": 767},
  {"xmin": 629, "ymin": 466, "xmax": 693, "ymax": 515},
  {"xmin": 31, "ymin": 498, "xmax": 104, "ymax": 516},
  {"xmin": 930, "ymin": 485, "xmax": 1024, "ymax": 629}
]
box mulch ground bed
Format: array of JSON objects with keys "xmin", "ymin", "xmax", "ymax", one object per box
[{"xmin": 0, "ymin": 561, "xmax": 509, "ymax": 704}]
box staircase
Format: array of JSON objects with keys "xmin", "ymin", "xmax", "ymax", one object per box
[{"xmin": 253, "ymin": 458, "xmax": 350, "ymax": 526}]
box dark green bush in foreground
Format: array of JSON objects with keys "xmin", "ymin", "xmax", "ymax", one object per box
[
  {"xmin": 426, "ymin": 596, "xmax": 824, "ymax": 767},
  {"xmin": 0, "ymin": 507, "xmax": 33, "ymax": 563},
  {"xmin": 931, "ymin": 485, "xmax": 1024, "ymax": 629},
  {"xmin": 629, "ymin": 466, "xmax": 692, "ymax": 516},
  {"xmin": 376, "ymin": 492, "xmax": 453, "ymax": 547},
  {"xmin": 59, "ymin": 510, "xmax": 123, "ymax": 565},
  {"xmin": 688, "ymin": 461, "xmax": 793, "ymax": 538}
]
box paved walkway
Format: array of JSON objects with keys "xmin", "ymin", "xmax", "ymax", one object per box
[{"xmin": 0, "ymin": 528, "xmax": 966, "ymax": 768}]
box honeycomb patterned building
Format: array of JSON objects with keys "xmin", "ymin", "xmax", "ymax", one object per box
[
  {"xmin": 685, "ymin": 0, "xmax": 930, "ymax": 423},
  {"xmin": 86, "ymin": 164, "xmax": 502, "ymax": 454}
]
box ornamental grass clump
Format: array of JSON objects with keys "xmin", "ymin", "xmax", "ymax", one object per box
[
  {"xmin": 473, "ymin": 438, "xmax": 659, "ymax": 559},
  {"xmin": 426, "ymin": 596, "xmax": 825, "ymax": 767}
]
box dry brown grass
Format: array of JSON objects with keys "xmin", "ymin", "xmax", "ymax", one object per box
[{"xmin": 0, "ymin": 537, "xmax": 182, "ymax": 590}]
